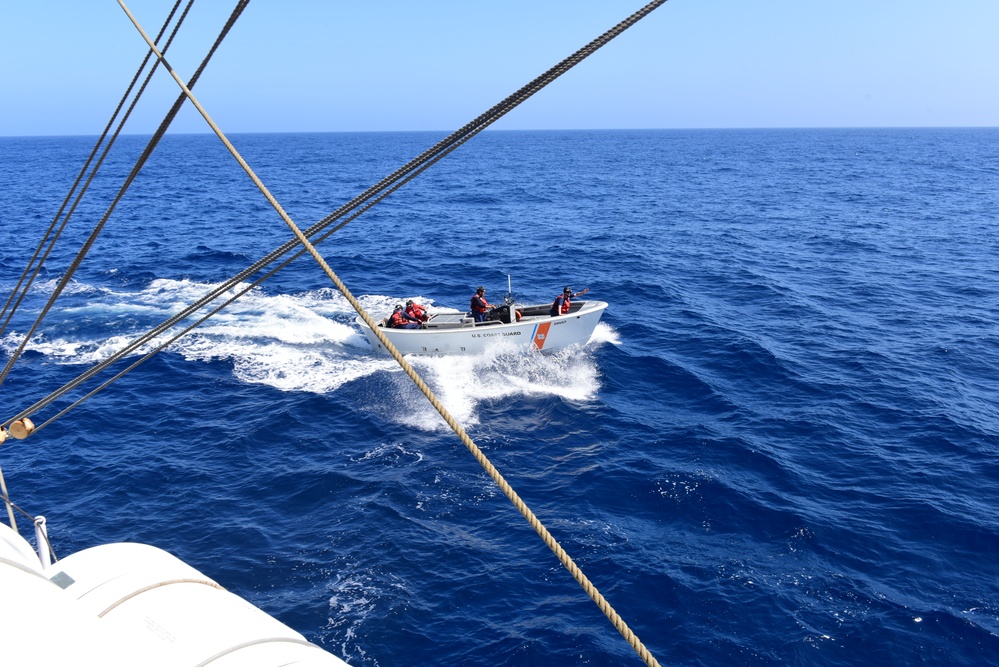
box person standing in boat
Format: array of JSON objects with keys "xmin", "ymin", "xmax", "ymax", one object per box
[
  {"xmin": 549, "ymin": 286, "xmax": 587, "ymax": 317},
  {"xmin": 389, "ymin": 304, "xmax": 422, "ymax": 329},
  {"xmin": 405, "ymin": 299, "xmax": 429, "ymax": 323},
  {"xmin": 470, "ymin": 286, "xmax": 495, "ymax": 322}
]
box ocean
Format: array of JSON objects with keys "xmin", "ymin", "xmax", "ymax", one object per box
[{"xmin": 0, "ymin": 128, "xmax": 997, "ymax": 666}]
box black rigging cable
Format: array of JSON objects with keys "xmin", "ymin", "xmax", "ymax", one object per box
[
  {"xmin": 0, "ymin": 0, "xmax": 249, "ymax": 402},
  {"xmin": 3, "ymin": 0, "xmax": 666, "ymax": 431},
  {"xmin": 0, "ymin": 0, "xmax": 189, "ymax": 341},
  {"xmin": 0, "ymin": 0, "xmax": 199, "ymax": 384}
]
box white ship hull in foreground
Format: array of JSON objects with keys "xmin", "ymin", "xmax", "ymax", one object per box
[
  {"xmin": 359, "ymin": 300, "xmax": 609, "ymax": 356},
  {"xmin": 0, "ymin": 521, "xmax": 349, "ymax": 666}
]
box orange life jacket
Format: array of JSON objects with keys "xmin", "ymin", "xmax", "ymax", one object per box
[
  {"xmin": 550, "ymin": 294, "xmax": 570, "ymax": 316},
  {"xmin": 471, "ymin": 294, "xmax": 489, "ymax": 315},
  {"xmin": 406, "ymin": 304, "xmax": 427, "ymax": 321},
  {"xmin": 389, "ymin": 310, "xmax": 410, "ymax": 328}
]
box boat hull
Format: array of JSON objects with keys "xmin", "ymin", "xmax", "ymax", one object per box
[{"xmin": 359, "ymin": 300, "xmax": 608, "ymax": 356}]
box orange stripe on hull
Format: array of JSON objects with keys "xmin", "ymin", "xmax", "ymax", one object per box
[{"xmin": 532, "ymin": 322, "xmax": 552, "ymax": 350}]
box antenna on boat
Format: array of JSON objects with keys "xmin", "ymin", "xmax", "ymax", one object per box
[{"xmin": 504, "ymin": 274, "xmax": 514, "ymax": 306}]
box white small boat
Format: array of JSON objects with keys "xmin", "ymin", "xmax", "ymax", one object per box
[{"xmin": 358, "ymin": 299, "xmax": 609, "ymax": 356}]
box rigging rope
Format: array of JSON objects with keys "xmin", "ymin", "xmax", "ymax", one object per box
[
  {"xmin": 4, "ymin": 3, "xmax": 668, "ymax": 664},
  {"xmin": 116, "ymin": 3, "xmax": 666, "ymax": 665},
  {"xmin": 0, "ymin": 0, "xmax": 191, "ymax": 539},
  {"xmin": 0, "ymin": 0, "xmax": 244, "ymax": 392},
  {"xmin": 0, "ymin": 0, "xmax": 186, "ymax": 340},
  {"xmin": 0, "ymin": 0, "xmax": 192, "ymax": 373},
  {"xmin": 3, "ymin": 0, "xmax": 668, "ymax": 433}
]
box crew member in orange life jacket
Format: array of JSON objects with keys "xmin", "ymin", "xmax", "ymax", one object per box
[
  {"xmin": 549, "ymin": 286, "xmax": 586, "ymax": 317},
  {"xmin": 389, "ymin": 304, "xmax": 421, "ymax": 329},
  {"xmin": 405, "ymin": 299, "xmax": 429, "ymax": 323},
  {"xmin": 470, "ymin": 286, "xmax": 494, "ymax": 322}
]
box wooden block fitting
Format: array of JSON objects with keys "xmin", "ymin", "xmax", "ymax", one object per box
[{"xmin": 9, "ymin": 418, "xmax": 34, "ymax": 440}]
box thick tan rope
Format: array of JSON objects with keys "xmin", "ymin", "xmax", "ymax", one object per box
[{"xmin": 119, "ymin": 4, "xmax": 662, "ymax": 664}]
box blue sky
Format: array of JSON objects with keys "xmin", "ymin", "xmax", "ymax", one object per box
[{"xmin": 2, "ymin": 1, "xmax": 997, "ymax": 136}]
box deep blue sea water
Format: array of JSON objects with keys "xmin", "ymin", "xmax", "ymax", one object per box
[{"xmin": 1, "ymin": 128, "xmax": 997, "ymax": 666}]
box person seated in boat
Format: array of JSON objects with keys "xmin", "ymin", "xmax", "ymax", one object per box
[
  {"xmin": 549, "ymin": 286, "xmax": 587, "ymax": 317},
  {"xmin": 470, "ymin": 286, "xmax": 494, "ymax": 322},
  {"xmin": 388, "ymin": 304, "xmax": 422, "ymax": 329},
  {"xmin": 405, "ymin": 299, "xmax": 429, "ymax": 323}
]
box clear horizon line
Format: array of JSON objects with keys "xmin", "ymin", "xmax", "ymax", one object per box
[{"xmin": 3, "ymin": 125, "xmax": 997, "ymax": 140}]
